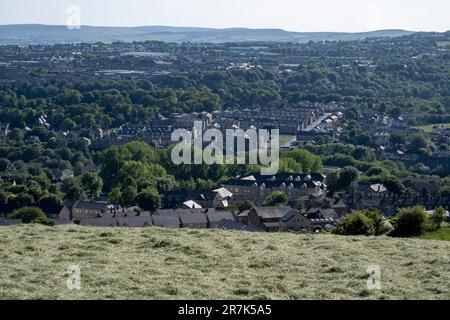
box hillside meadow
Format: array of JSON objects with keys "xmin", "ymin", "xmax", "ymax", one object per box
[{"xmin": 0, "ymin": 224, "xmax": 448, "ymax": 300}]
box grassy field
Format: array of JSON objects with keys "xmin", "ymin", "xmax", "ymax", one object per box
[
  {"xmin": 0, "ymin": 224, "xmax": 449, "ymax": 300},
  {"xmin": 414, "ymin": 123, "xmax": 450, "ymax": 132},
  {"xmin": 420, "ymin": 223, "xmax": 450, "ymax": 241}
]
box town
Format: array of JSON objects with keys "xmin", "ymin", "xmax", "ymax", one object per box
[{"xmin": 0, "ymin": 32, "xmax": 449, "ymax": 238}]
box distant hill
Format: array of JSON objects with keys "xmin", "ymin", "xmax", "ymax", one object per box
[{"xmin": 0, "ymin": 24, "xmax": 415, "ymax": 44}]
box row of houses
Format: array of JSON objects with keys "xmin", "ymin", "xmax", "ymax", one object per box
[
  {"xmin": 222, "ymin": 172, "xmax": 327, "ymax": 205},
  {"xmin": 58, "ymin": 205, "xmax": 339, "ymax": 233}
]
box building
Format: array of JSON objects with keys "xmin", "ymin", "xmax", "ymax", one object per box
[
  {"xmin": 69, "ymin": 201, "xmax": 113, "ymax": 220},
  {"xmin": 79, "ymin": 217, "xmax": 117, "ymax": 227},
  {"xmin": 178, "ymin": 211, "xmax": 208, "ymax": 229},
  {"xmin": 117, "ymin": 216, "xmax": 153, "ymax": 227},
  {"xmin": 151, "ymin": 214, "xmax": 180, "ymax": 229},
  {"xmin": 247, "ymin": 206, "xmax": 295, "ymax": 232},
  {"xmin": 205, "ymin": 210, "xmax": 235, "ymax": 228},
  {"xmin": 279, "ymin": 211, "xmax": 311, "ymax": 231},
  {"xmin": 223, "ymin": 172, "xmax": 326, "ymax": 205}
]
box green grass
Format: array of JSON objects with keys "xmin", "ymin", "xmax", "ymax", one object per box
[
  {"xmin": 0, "ymin": 224, "xmax": 449, "ymax": 300},
  {"xmin": 279, "ymin": 135, "xmax": 295, "ymax": 145},
  {"xmin": 420, "ymin": 223, "xmax": 450, "ymax": 241},
  {"xmin": 414, "ymin": 123, "xmax": 450, "ymax": 132}
]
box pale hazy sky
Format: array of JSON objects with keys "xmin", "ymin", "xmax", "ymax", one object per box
[{"xmin": 0, "ymin": 0, "xmax": 449, "ymax": 32}]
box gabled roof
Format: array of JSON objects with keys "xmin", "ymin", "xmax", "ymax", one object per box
[
  {"xmin": 280, "ymin": 209, "xmax": 302, "ymax": 222},
  {"xmin": 178, "ymin": 212, "xmax": 208, "ymax": 225},
  {"xmin": 182, "ymin": 200, "xmax": 202, "ymax": 209},
  {"xmin": 251, "ymin": 206, "xmax": 293, "ymax": 219},
  {"xmin": 151, "ymin": 214, "xmax": 180, "ymax": 228},
  {"xmin": 79, "ymin": 218, "xmax": 117, "ymax": 227},
  {"xmin": 117, "ymin": 216, "xmax": 153, "ymax": 227},
  {"xmin": 73, "ymin": 201, "xmax": 111, "ymax": 211},
  {"xmin": 206, "ymin": 211, "xmax": 234, "ymax": 223},
  {"xmin": 213, "ymin": 187, "xmax": 233, "ymax": 198},
  {"xmin": 217, "ymin": 219, "xmax": 263, "ymax": 232}
]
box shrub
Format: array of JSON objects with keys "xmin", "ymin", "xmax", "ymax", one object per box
[
  {"xmin": 9, "ymin": 207, "xmax": 50, "ymax": 225},
  {"xmin": 334, "ymin": 212, "xmax": 375, "ymax": 236},
  {"xmin": 429, "ymin": 207, "xmax": 446, "ymax": 231},
  {"xmin": 334, "ymin": 208, "xmax": 390, "ymax": 236},
  {"xmin": 391, "ymin": 206, "xmax": 427, "ymax": 237}
]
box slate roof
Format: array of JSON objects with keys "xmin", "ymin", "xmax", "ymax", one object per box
[
  {"xmin": 251, "ymin": 206, "xmax": 293, "ymax": 219},
  {"xmin": 216, "ymin": 219, "xmax": 263, "ymax": 232},
  {"xmin": 73, "ymin": 201, "xmax": 111, "ymax": 211},
  {"xmin": 79, "ymin": 217, "xmax": 117, "ymax": 227},
  {"xmin": 117, "ymin": 216, "xmax": 153, "ymax": 227},
  {"xmin": 179, "ymin": 212, "xmax": 208, "ymax": 225},
  {"xmin": 205, "ymin": 211, "xmax": 234, "ymax": 223},
  {"xmin": 151, "ymin": 214, "xmax": 180, "ymax": 228}
]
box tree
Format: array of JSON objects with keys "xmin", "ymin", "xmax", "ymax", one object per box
[
  {"xmin": 8, "ymin": 128, "xmax": 24, "ymax": 141},
  {"xmin": 137, "ymin": 188, "xmax": 161, "ymax": 213},
  {"xmin": 409, "ymin": 134, "xmax": 428, "ymax": 153},
  {"xmin": 325, "ymin": 171, "xmax": 340, "ymax": 195},
  {"xmin": 392, "ymin": 206, "xmax": 427, "ymax": 237},
  {"xmin": 430, "ymin": 207, "xmax": 446, "ymax": 231},
  {"xmin": 121, "ymin": 185, "xmax": 137, "ymax": 208},
  {"xmin": 60, "ymin": 177, "xmax": 84, "ymax": 204},
  {"xmin": 264, "ymin": 191, "xmax": 288, "ymax": 206},
  {"xmin": 108, "ymin": 187, "xmax": 122, "ymax": 213},
  {"xmin": 8, "ymin": 192, "xmax": 34, "ymax": 211},
  {"xmin": 383, "ymin": 176, "xmax": 405, "ymax": 196},
  {"xmin": 39, "ymin": 194, "xmax": 63, "ymax": 215},
  {"xmin": 389, "ymin": 132, "xmax": 405, "ymax": 146},
  {"xmin": 81, "ymin": 172, "xmax": 103, "ymax": 198},
  {"xmin": 338, "ymin": 166, "xmax": 359, "ymax": 189},
  {"xmin": 238, "ymin": 200, "xmax": 255, "ymax": 212},
  {"xmin": 438, "ymin": 186, "xmax": 450, "ymax": 198},
  {"xmin": 9, "ymin": 207, "xmax": 47, "ymax": 224}
]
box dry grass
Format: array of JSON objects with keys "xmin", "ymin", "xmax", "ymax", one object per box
[{"xmin": 0, "ymin": 224, "xmax": 448, "ymax": 300}]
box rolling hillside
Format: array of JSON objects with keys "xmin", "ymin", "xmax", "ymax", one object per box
[
  {"xmin": 0, "ymin": 224, "xmax": 448, "ymax": 300},
  {"xmin": 0, "ymin": 24, "xmax": 415, "ymax": 44}
]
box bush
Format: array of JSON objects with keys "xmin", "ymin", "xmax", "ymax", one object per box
[
  {"xmin": 334, "ymin": 208, "xmax": 390, "ymax": 236},
  {"xmin": 391, "ymin": 206, "xmax": 427, "ymax": 237},
  {"xmin": 334, "ymin": 212, "xmax": 375, "ymax": 236},
  {"xmin": 9, "ymin": 207, "xmax": 50, "ymax": 225},
  {"xmin": 429, "ymin": 207, "xmax": 446, "ymax": 231}
]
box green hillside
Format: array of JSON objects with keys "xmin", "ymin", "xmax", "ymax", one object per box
[
  {"xmin": 0, "ymin": 24, "xmax": 415, "ymax": 44},
  {"xmin": 0, "ymin": 225, "xmax": 448, "ymax": 300}
]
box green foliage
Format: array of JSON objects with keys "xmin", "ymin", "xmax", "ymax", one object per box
[
  {"xmin": 238, "ymin": 200, "xmax": 255, "ymax": 212},
  {"xmin": 334, "ymin": 212, "xmax": 375, "ymax": 236},
  {"xmin": 81, "ymin": 172, "xmax": 103, "ymax": 198},
  {"xmin": 383, "ymin": 176, "xmax": 406, "ymax": 196},
  {"xmin": 334, "ymin": 208, "xmax": 390, "ymax": 236},
  {"xmin": 137, "ymin": 188, "xmax": 161, "ymax": 213},
  {"xmin": 264, "ymin": 191, "xmax": 288, "ymax": 207},
  {"xmin": 429, "ymin": 207, "xmax": 447, "ymax": 231},
  {"xmin": 326, "ymin": 166, "xmax": 359, "ymax": 193},
  {"xmin": 392, "ymin": 206, "xmax": 428, "ymax": 237},
  {"xmin": 9, "ymin": 207, "xmax": 49, "ymax": 224},
  {"xmin": 60, "ymin": 177, "xmax": 84, "ymax": 202}
]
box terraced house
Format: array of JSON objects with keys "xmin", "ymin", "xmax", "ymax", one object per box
[{"xmin": 223, "ymin": 172, "xmax": 327, "ymax": 205}]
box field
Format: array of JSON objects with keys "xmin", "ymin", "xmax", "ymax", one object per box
[
  {"xmin": 0, "ymin": 224, "xmax": 449, "ymax": 300},
  {"xmin": 420, "ymin": 223, "xmax": 450, "ymax": 241},
  {"xmin": 414, "ymin": 123, "xmax": 450, "ymax": 132}
]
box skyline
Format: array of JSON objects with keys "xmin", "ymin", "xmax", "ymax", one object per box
[{"xmin": 0, "ymin": 0, "xmax": 449, "ymax": 33}]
